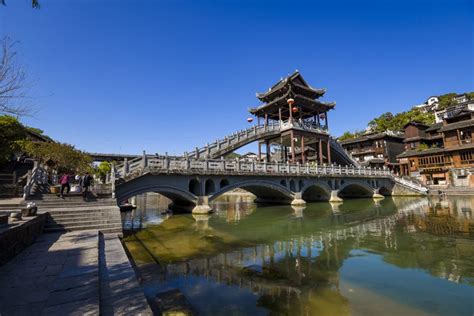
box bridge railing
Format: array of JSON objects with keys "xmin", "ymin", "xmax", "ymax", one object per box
[
  {"xmin": 392, "ymin": 176, "xmax": 428, "ymax": 194},
  {"xmin": 112, "ymin": 156, "xmax": 391, "ymax": 180},
  {"xmin": 186, "ymin": 121, "xmax": 329, "ymax": 159},
  {"xmin": 23, "ymin": 163, "xmax": 48, "ymax": 199}
]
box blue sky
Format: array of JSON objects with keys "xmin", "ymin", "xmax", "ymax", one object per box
[{"xmin": 1, "ymin": 0, "xmax": 472, "ymax": 155}]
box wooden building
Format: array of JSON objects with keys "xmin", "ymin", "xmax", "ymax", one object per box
[
  {"xmin": 339, "ymin": 132, "xmax": 405, "ymax": 170},
  {"xmin": 398, "ymin": 101, "xmax": 474, "ymax": 186},
  {"xmin": 249, "ymin": 71, "xmax": 336, "ymax": 164}
]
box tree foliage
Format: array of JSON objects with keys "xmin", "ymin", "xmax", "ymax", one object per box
[
  {"xmin": 0, "ymin": 115, "xmax": 27, "ymax": 163},
  {"xmin": 20, "ymin": 141, "xmax": 93, "ymax": 173},
  {"xmin": 95, "ymin": 161, "xmax": 111, "ymax": 183},
  {"xmin": 437, "ymin": 93, "xmax": 458, "ymax": 110},
  {"xmin": 367, "ymin": 108, "xmax": 434, "ymax": 133},
  {"xmin": 0, "ymin": 0, "xmax": 39, "ymax": 8},
  {"xmin": 338, "ymin": 130, "xmax": 364, "ymax": 142}
]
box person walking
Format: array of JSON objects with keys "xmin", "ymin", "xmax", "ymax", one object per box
[
  {"xmin": 82, "ymin": 172, "xmax": 92, "ymax": 196},
  {"xmin": 59, "ymin": 173, "xmax": 71, "ymax": 197}
]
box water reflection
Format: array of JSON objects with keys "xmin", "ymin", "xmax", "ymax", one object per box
[{"xmin": 123, "ymin": 195, "xmax": 474, "ymax": 315}]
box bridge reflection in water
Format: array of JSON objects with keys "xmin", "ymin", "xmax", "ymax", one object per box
[{"xmin": 123, "ymin": 196, "xmax": 474, "ymax": 315}]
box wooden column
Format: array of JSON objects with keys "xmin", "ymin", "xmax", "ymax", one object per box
[
  {"xmin": 319, "ymin": 139, "xmax": 323, "ymax": 164},
  {"xmin": 317, "ymin": 112, "xmax": 320, "ymax": 127},
  {"xmin": 279, "ymin": 108, "xmax": 282, "ymax": 124},
  {"xmin": 327, "ymin": 139, "xmax": 332, "ymax": 164},
  {"xmin": 289, "ymin": 103, "xmax": 293, "ymax": 123},
  {"xmin": 258, "ymin": 142, "xmax": 262, "ymax": 161},
  {"xmin": 325, "ymin": 111, "xmax": 329, "ymax": 130},
  {"xmin": 301, "ymin": 136, "xmax": 305, "ymax": 163},
  {"xmin": 265, "ymin": 114, "xmax": 268, "ymax": 128},
  {"xmin": 290, "ymin": 130, "xmax": 296, "ymax": 163}
]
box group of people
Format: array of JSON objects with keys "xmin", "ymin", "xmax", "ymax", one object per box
[{"xmin": 58, "ymin": 172, "xmax": 93, "ymax": 198}]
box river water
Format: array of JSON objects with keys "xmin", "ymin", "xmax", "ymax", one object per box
[{"xmin": 122, "ymin": 195, "xmax": 474, "ymax": 315}]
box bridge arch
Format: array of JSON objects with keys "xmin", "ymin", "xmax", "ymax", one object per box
[
  {"xmin": 302, "ymin": 182, "xmax": 332, "ymax": 202},
  {"xmin": 378, "ymin": 186, "xmax": 392, "ymax": 196},
  {"xmin": 116, "ymin": 184, "xmax": 197, "ymax": 207},
  {"xmin": 209, "ymin": 179, "xmax": 294, "ymax": 204},
  {"xmin": 205, "ymin": 179, "xmax": 216, "ymax": 195},
  {"xmin": 189, "ymin": 179, "xmax": 201, "ymax": 195},
  {"xmin": 338, "ymin": 182, "xmax": 374, "ymax": 199},
  {"xmin": 219, "ymin": 179, "xmax": 230, "ymax": 189},
  {"xmin": 289, "ymin": 179, "xmax": 296, "ymax": 191}
]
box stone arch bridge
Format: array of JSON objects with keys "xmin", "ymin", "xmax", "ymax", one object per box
[{"xmin": 111, "ymin": 156, "xmax": 425, "ymax": 214}]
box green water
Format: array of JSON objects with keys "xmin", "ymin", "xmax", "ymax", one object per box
[{"xmin": 123, "ymin": 196, "xmax": 474, "ymax": 315}]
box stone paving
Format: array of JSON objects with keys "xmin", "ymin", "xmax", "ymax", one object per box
[
  {"xmin": 0, "ymin": 231, "xmax": 100, "ymax": 315},
  {"xmin": 0, "ymin": 230, "xmax": 153, "ymax": 315},
  {"xmin": 99, "ymin": 234, "xmax": 152, "ymax": 315}
]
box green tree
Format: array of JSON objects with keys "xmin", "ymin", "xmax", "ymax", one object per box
[
  {"xmin": 338, "ymin": 130, "xmax": 364, "ymax": 141},
  {"xmin": 95, "ymin": 161, "xmax": 111, "ymax": 183},
  {"xmin": 20, "ymin": 141, "xmax": 93, "ymax": 173},
  {"xmin": 0, "ymin": 115, "xmax": 27, "ymax": 164}
]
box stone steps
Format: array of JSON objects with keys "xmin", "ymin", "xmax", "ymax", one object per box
[
  {"xmin": 42, "ymin": 206, "xmax": 122, "ymax": 234},
  {"xmin": 45, "ymin": 219, "xmax": 122, "ymax": 227},
  {"xmin": 47, "ymin": 212, "xmax": 114, "ymax": 219},
  {"xmin": 44, "ymin": 222, "xmax": 123, "ymax": 233}
]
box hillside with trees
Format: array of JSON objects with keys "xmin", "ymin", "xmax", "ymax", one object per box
[{"xmin": 338, "ymin": 92, "xmax": 474, "ymax": 141}]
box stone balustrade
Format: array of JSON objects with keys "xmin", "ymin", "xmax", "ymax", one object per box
[{"xmin": 113, "ymin": 156, "xmax": 390, "ymax": 180}]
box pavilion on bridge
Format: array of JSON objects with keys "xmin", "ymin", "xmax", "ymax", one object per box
[{"xmin": 249, "ymin": 71, "xmax": 335, "ymax": 164}]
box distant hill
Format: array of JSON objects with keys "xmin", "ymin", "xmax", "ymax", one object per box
[{"xmin": 338, "ymin": 92, "xmax": 474, "ymax": 141}]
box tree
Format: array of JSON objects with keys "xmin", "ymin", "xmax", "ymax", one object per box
[
  {"xmin": 95, "ymin": 161, "xmax": 111, "ymax": 183},
  {"xmin": 0, "ymin": 0, "xmax": 39, "ymax": 8},
  {"xmin": 338, "ymin": 130, "xmax": 364, "ymax": 141},
  {"xmin": 0, "ymin": 37, "xmax": 31, "ymax": 116},
  {"xmin": 20, "ymin": 141, "xmax": 93, "ymax": 173},
  {"xmin": 0, "ymin": 115, "xmax": 27, "ymax": 164}
]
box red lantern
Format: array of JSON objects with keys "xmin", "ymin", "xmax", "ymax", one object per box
[
  {"xmin": 319, "ymin": 113, "xmax": 326, "ymax": 119},
  {"xmin": 247, "ymin": 117, "xmax": 253, "ymax": 123},
  {"xmin": 292, "ymin": 107, "xmax": 298, "ymax": 113}
]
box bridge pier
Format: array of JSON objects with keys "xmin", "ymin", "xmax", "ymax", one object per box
[
  {"xmin": 291, "ymin": 192, "xmax": 306, "ymax": 206},
  {"xmin": 192, "ymin": 196, "xmax": 213, "ymax": 214},
  {"xmin": 192, "ymin": 214, "xmax": 211, "ymax": 230},
  {"xmin": 372, "ymin": 189, "xmax": 385, "ymax": 200},
  {"xmin": 291, "ymin": 205, "xmax": 305, "ymax": 218},
  {"xmin": 329, "ymin": 190, "xmax": 343, "ymax": 203}
]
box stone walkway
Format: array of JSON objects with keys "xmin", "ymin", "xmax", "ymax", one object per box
[
  {"xmin": 99, "ymin": 233, "xmax": 152, "ymax": 315},
  {"xmin": 0, "ymin": 231, "xmax": 152, "ymax": 315},
  {"xmin": 0, "ymin": 231, "xmax": 100, "ymax": 315}
]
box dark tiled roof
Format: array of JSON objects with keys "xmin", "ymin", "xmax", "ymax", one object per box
[
  {"xmin": 439, "ymin": 119, "xmax": 474, "ymax": 132},
  {"xmin": 403, "ymin": 121, "xmax": 429, "ymax": 129},
  {"xmin": 397, "ymin": 143, "xmax": 474, "ymax": 158},
  {"xmin": 425, "ymin": 122, "xmax": 443, "ymax": 132},
  {"xmin": 339, "ymin": 132, "xmax": 403, "ymax": 145},
  {"xmin": 256, "ymin": 71, "xmax": 326, "ymax": 101}
]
